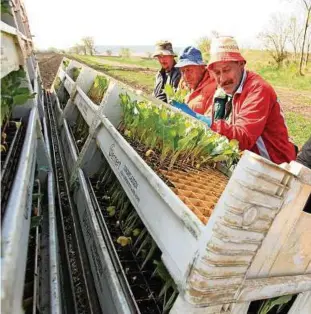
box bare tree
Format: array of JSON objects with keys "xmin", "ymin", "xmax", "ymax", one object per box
[
  {"xmin": 197, "ymin": 36, "xmax": 211, "ymax": 61},
  {"xmin": 146, "ymin": 51, "xmax": 152, "ymax": 59},
  {"xmin": 119, "ymin": 47, "xmax": 131, "ymax": 58},
  {"xmin": 299, "ymin": 0, "xmax": 311, "ymax": 74},
  {"xmin": 288, "ymin": 16, "xmax": 303, "ymax": 61},
  {"xmin": 258, "ymin": 14, "xmax": 290, "ymax": 67},
  {"xmin": 46, "ymin": 47, "xmax": 59, "ymax": 53},
  {"xmin": 81, "ymin": 36, "xmax": 95, "ymax": 55},
  {"xmin": 305, "ymin": 27, "xmax": 311, "ymax": 65},
  {"xmin": 197, "ymin": 31, "xmax": 219, "ymax": 61},
  {"xmin": 106, "ymin": 49, "xmax": 112, "ymax": 56},
  {"xmin": 70, "ymin": 44, "xmax": 84, "ymax": 55},
  {"xmin": 211, "ymin": 30, "xmax": 220, "ymax": 38}
]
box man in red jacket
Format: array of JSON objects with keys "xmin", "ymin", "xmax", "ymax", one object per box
[
  {"xmin": 207, "ymin": 36, "xmax": 296, "ymax": 164},
  {"xmin": 175, "ymin": 46, "xmax": 216, "ymax": 116}
]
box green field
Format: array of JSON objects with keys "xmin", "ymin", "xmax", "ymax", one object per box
[
  {"xmin": 98, "ymin": 56, "xmax": 158, "ymax": 69},
  {"xmin": 242, "ymin": 50, "xmax": 311, "ymax": 91},
  {"xmin": 70, "ymin": 52, "xmax": 311, "ymax": 147},
  {"xmin": 285, "ymin": 112, "xmax": 311, "ymax": 146},
  {"xmin": 70, "ymin": 54, "xmax": 155, "ymax": 93}
]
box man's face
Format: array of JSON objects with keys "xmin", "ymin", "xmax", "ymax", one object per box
[
  {"xmin": 209, "ymin": 61, "xmax": 245, "ymax": 95},
  {"xmin": 180, "ymin": 65, "xmax": 206, "ymax": 90},
  {"xmin": 157, "ymin": 55, "xmax": 175, "ymax": 71}
]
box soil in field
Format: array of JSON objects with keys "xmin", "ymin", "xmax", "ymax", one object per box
[{"xmin": 37, "ymin": 53, "xmax": 64, "ymax": 90}]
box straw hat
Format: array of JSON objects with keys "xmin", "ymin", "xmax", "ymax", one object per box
[
  {"xmin": 208, "ymin": 36, "xmax": 246, "ymax": 69},
  {"xmin": 152, "ymin": 40, "xmax": 177, "ymax": 57}
]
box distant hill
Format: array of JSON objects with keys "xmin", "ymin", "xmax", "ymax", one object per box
[{"xmin": 95, "ymin": 45, "xmax": 183, "ymax": 56}]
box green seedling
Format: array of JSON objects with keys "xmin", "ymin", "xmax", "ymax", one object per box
[{"xmin": 106, "ymin": 206, "xmax": 116, "ymax": 217}]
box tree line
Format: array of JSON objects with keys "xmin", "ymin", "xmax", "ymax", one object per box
[
  {"xmin": 197, "ymin": 0, "xmax": 311, "ymax": 75},
  {"xmin": 259, "ymin": 0, "xmax": 311, "ymax": 74}
]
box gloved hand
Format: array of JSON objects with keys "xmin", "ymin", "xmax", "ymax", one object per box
[
  {"xmin": 195, "ymin": 113, "xmax": 212, "ymax": 127},
  {"xmin": 171, "ymin": 100, "xmax": 197, "ymax": 118},
  {"xmin": 171, "ymin": 101, "xmax": 211, "ymax": 127}
]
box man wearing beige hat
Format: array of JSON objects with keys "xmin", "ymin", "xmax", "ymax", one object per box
[
  {"xmin": 152, "ymin": 40, "xmax": 181, "ymax": 103},
  {"xmin": 207, "ymin": 36, "xmax": 296, "ymax": 164}
]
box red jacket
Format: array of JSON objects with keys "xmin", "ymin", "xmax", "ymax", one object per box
[
  {"xmin": 211, "ymin": 71, "xmax": 296, "ymax": 164},
  {"xmin": 185, "ymin": 70, "xmax": 217, "ymax": 115}
]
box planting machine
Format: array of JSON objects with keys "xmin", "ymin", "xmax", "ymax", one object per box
[{"xmin": 1, "ymin": 1, "xmax": 311, "ymax": 313}]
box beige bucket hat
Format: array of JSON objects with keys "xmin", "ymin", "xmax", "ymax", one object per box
[
  {"xmin": 152, "ymin": 40, "xmax": 177, "ymax": 57},
  {"xmin": 207, "ymin": 36, "xmax": 246, "ymax": 69}
]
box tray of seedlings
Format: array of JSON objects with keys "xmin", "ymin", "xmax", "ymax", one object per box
[
  {"xmin": 1, "ymin": 76, "xmax": 41, "ymax": 313},
  {"xmin": 1, "ymin": 68, "xmax": 35, "ymax": 218},
  {"xmin": 52, "ymin": 61, "xmax": 103, "ymax": 131},
  {"xmin": 87, "ymin": 74, "xmax": 109, "ymax": 106},
  {"xmin": 94, "ymin": 90, "xmax": 240, "ymax": 284},
  {"xmin": 62, "ymin": 70, "xmax": 110, "ymax": 153},
  {"xmin": 55, "ymin": 77, "xmax": 70, "ymax": 111}
]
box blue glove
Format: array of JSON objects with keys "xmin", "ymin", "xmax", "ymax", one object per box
[
  {"xmin": 195, "ymin": 113, "xmax": 212, "ymax": 127},
  {"xmin": 171, "ymin": 101, "xmax": 212, "ymax": 127},
  {"xmin": 171, "ymin": 101, "xmax": 197, "ymax": 118}
]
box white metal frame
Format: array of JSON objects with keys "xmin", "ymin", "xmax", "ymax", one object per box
[{"xmin": 50, "ymin": 57, "xmax": 311, "ymax": 314}]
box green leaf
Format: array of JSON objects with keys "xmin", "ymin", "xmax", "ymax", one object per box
[
  {"xmin": 106, "ymin": 206, "xmax": 116, "ymax": 216},
  {"xmin": 164, "ymin": 84, "xmax": 174, "ymax": 98},
  {"xmin": 13, "ymin": 87, "xmax": 31, "ymax": 95},
  {"xmin": 132, "ymin": 228, "xmax": 141, "ymax": 236},
  {"xmin": 1, "ymin": 2, "xmax": 13, "ymax": 15},
  {"xmin": 259, "ymin": 295, "xmax": 293, "ymax": 314},
  {"xmin": 13, "ymin": 93, "xmax": 33, "ymax": 105}
]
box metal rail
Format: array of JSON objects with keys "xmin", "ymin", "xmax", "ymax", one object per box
[
  {"xmin": 42, "ymin": 112, "xmax": 62, "ymax": 314},
  {"xmin": 22, "ymin": 179, "xmax": 42, "ymax": 314}
]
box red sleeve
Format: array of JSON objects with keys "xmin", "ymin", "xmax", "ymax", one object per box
[{"xmin": 211, "ymin": 85, "xmax": 273, "ymax": 151}]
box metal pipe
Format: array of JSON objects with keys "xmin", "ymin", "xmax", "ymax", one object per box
[{"xmin": 48, "ymin": 171, "xmax": 62, "ymax": 314}]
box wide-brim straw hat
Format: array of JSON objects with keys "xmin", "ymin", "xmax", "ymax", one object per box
[
  {"xmin": 153, "ymin": 40, "xmax": 177, "ymax": 57},
  {"xmin": 207, "ymin": 36, "xmax": 246, "ymax": 69}
]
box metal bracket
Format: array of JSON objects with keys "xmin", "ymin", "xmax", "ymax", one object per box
[{"xmin": 69, "ymin": 97, "xmax": 106, "ymax": 187}]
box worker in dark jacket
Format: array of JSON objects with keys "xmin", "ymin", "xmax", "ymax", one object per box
[
  {"xmin": 297, "ymin": 137, "xmax": 311, "ymax": 169},
  {"xmin": 152, "ymin": 41, "xmax": 181, "ymax": 103}
]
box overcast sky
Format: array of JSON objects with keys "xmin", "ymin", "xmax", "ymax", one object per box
[{"xmin": 24, "ymin": 0, "xmax": 301, "ymax": 50}]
